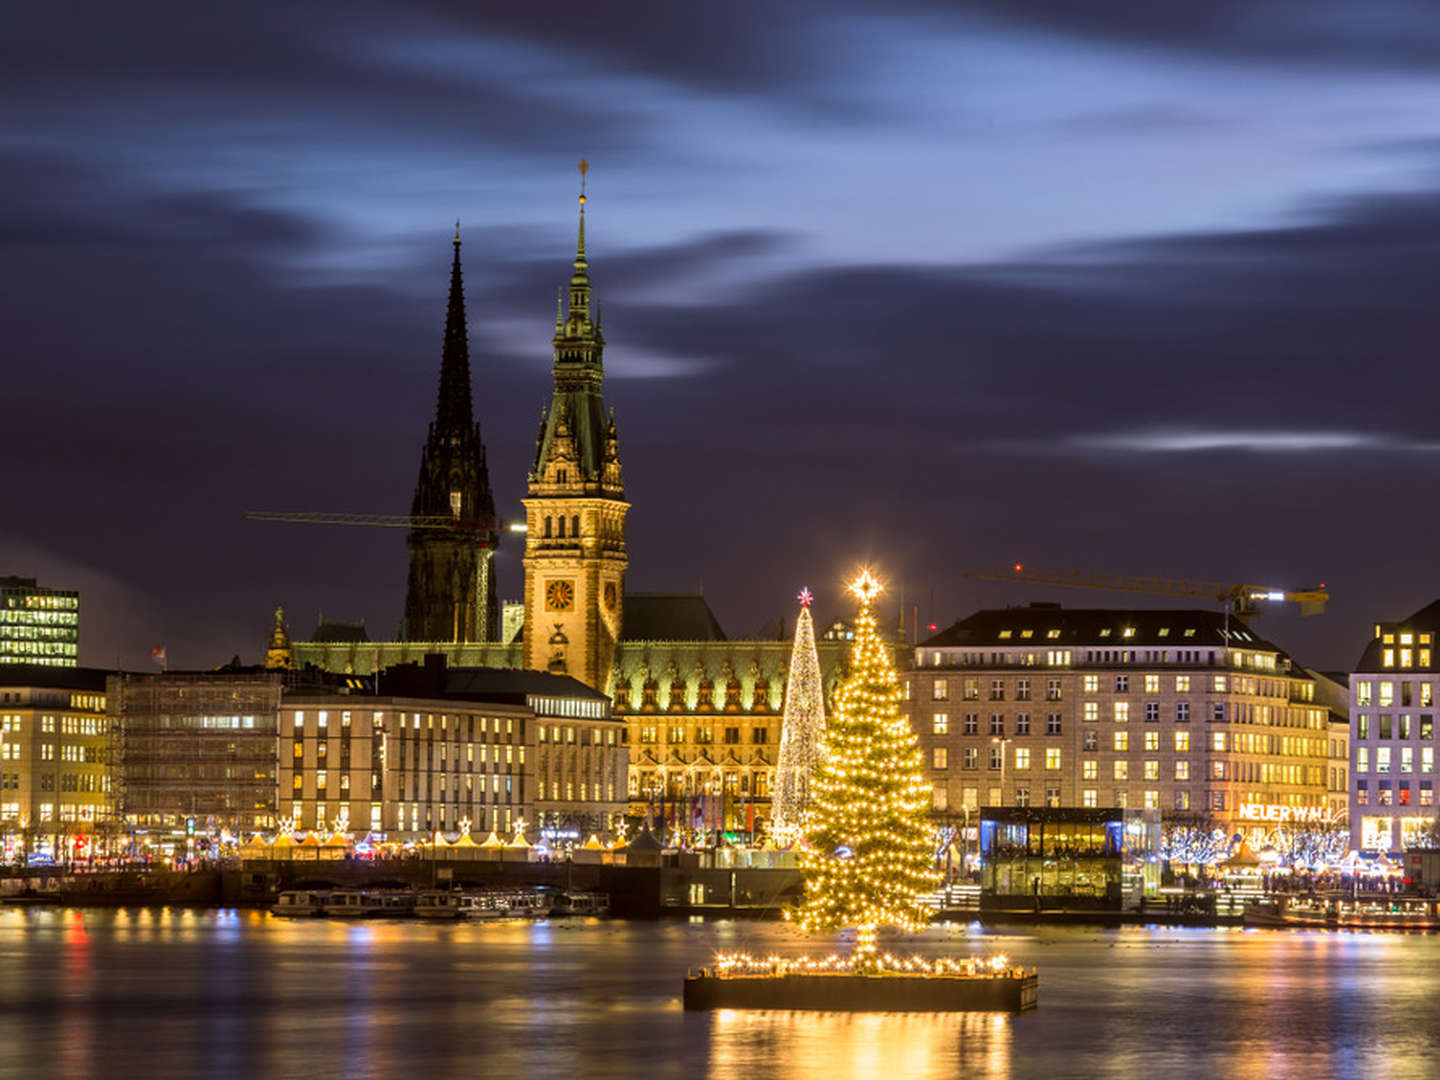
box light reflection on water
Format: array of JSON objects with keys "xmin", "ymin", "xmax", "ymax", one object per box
[
  {"xmin": 709, "ymin": 1008, "xmax": 1010, "ymax": 1080},
  {"xmin": 0, "ymin": 912, "xmax": 1437, "ymax": 1079}
]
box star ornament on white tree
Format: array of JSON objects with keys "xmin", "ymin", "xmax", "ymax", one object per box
[
  {"xmin": 847, "ymin": 569, "xmax": 883, "ymax": 607},
  {"xmin": 797, "ymin": 587, "xmax": 814, "ymax": 608}
]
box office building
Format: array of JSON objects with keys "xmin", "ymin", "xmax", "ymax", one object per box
[{"xmin": 1, "ymin": 576, "xmax": 79, "ymax": 667}]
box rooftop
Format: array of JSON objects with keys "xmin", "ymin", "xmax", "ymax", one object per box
[
  {"xmin": 0, "ymin": 665, "xmax": 111, "ymax": 691},
  {"xmin": 622, "ymin": 594, "xmax": 727, "ymax": 643},
  {"xmin": 920, "ymin": 604, "xmax": 1291, "ymax": 656}
]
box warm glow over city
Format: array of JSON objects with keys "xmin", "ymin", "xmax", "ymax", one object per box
[{"xmin": 5, "ymin": 1, "xmax": 1440, "ymax": 1075}]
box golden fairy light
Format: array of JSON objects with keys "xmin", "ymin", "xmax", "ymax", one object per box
[{"xmin": 795, "ymin": 565, "xmax": 940, "ymax": 970}]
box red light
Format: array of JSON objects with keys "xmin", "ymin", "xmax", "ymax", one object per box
[
  {"xmin": 1013, "ymin": 563, "xmax": 1023, "ymax": 573},
  {"xmin": 927, "ymin": 623, "xmax": 938, "ymax": 632}
]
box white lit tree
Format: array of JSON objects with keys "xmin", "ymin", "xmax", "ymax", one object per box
[
  {"xmin": 772, "ymin": 587, "xmax": 827, "ymax": 846},
  {"xmin": 797, "ymin": 570, "xmax": 939, "ymax": 970}
]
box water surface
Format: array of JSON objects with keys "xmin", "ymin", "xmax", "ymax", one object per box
[{"xmin": 0, "ymin": 910, "xmax": 1433, "ymax": 1079}]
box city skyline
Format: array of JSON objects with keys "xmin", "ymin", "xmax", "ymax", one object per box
[{"xmin": 10, "ymin": 2, "xmax": 1440, "ymax": 669}]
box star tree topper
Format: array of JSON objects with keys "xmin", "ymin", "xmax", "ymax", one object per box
[
  {"xmin": 797, "ymin": 587, "xmax": 814, "ymax": 608},
  {"xmin": 847, "ymin": 569, "xmax": 883, "ymax": 607}
]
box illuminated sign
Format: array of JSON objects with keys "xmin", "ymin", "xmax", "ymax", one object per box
[{"xmin": 1235, "ymin": 803, "xmax": 1331, "ymax": 825}]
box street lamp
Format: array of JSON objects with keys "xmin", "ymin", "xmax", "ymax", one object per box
[{"xmin": 991, "ymin": 735, "xmax": 1012, "ymax": 806}]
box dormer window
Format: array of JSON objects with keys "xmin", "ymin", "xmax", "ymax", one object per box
[{"xmin": 557, "ymin": 468, "xmax": 568, "ymax": 484}]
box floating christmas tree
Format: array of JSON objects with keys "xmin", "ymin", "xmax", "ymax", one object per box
[
  {"xmin": 797, "ymin": 569, "xmax": 939, "ymax": 969},
  {"xmin": 772, "ymin": 587, "xmax": 827, "ymax": 847}
]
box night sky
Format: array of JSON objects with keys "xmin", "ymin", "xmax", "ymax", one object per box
[{"xmin": 8, "ymin": 1, "xmax": 1440, "ymax": 672}]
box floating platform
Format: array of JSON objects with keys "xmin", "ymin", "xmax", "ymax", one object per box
[{"xmin": 682, "ymin": 970, "xmax": 1038, "ymax": 1012}]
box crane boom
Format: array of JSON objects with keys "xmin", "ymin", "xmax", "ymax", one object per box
[
  {"xmin": 963, "ymin": 565, "xmax": 1328, "ymax": 616},
  {"xmin": 245, "ymin": 510, "xmax": 519, "ymax": 533}
]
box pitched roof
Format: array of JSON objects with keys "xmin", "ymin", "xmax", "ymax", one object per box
[
  {"xmin": 921, "ymin": 604, "xmax": 1292, "ymax": 658},
  {"xmin": 310, "ymin": 619, "xmax": 370, "ymax": 644},
  {"xmin": 441, "ymin": 666, "xmax": 610, "ymax": 704},
  {"xmin": 622, "ymin": 594, "xmax": 727, "ymax": 642},
  {"xmin": 1353, "ymin": 598, "xmax": 1440, "ymax": 671},
  {"xmin": 0, "ymin": 665, "xmax": 111, "ymax": 690}
]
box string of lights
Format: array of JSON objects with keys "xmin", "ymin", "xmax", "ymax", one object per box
[
  {"xmin": 796, "ymin": 569, "xmax": 941, "ymax": 970},
  {"xmin": 772, "ymin": 588, "xmax": 826, "ymax": 847}
]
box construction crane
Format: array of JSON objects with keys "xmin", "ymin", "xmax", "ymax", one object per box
[
  {"xmin": 964, "ymin": 564, "xmax": 1329, "ymax": 617},
  {"xmin": 244, "ymin": 510, "xmax": 526, "ymax": 543}
]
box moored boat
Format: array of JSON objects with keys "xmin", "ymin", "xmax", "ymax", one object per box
[
  {"xmin": 414, "ymin": 890, "xmax": 504, "ymax": 920},
  {"xmin": 271, "ymin": 889, "xmax": 332, "ymax": 916},
  {"xmin": 1244, "ymin": 894, "xmax": 1440, "ymax": 930},
  {"xmin": 325, "ymin": 890, "xmax": 389, "ymax": 918},
  {"xmin": 550, "ymin": 890, "xmax": 609, "ymax": 917}
]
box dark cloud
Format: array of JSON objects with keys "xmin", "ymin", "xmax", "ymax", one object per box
[
  {"xmin": 7, "ymin": 1, "xmax": 1440, "ymax": 677},
  {"xmin": 931, "ymin": 0, "xmax": 1440, "ymax": 69},
  {"xmin": 7, "ymin": 135, "xmax": 1440, "ymax": 670}
]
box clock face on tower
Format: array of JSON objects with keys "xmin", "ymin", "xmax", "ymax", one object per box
[
  {"xmin": 603, "ymin": 581, "xmax": 617, "ymax": 611},
  {"xmin": 545, "ymin": 579, "xmax": 575, "ymax": 611}
]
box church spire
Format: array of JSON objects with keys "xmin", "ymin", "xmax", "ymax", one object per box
[
  {"xmin": 568, "ymin": 159, "xmax": 592, "ymax": 322},
  {"xmin": 435, "ymin": 222, "xmax": 474, "ymax": 435}
]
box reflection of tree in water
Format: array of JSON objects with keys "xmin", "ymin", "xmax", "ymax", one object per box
[{"xmin": 706, "ymin": 1010, "xmax": 1012, "ymax": 1080}]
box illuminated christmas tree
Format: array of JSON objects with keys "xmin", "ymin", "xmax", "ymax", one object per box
[
  {"xmin": 772, "ymin": 587, "xmax": 827, "ymax": 847},
  {"xmin": 798, "ymin": 570, "xmax": 939, "ymax": 969}
]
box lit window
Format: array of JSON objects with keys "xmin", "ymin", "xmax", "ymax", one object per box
[
  {"xmin": 932, "ymin": 747, "xmax": 948, "ymax": 770},
  {"xmin": 1046, "ymin": 748, "xmax": 1062, "ymax": 770},
  {"xmin": 932, "ymin": 713, "xmax": 948, "ymax": 735},
  {"xmin": 1145, "ymin": 675, "xmax": 1160, "ymax": 693},
  {"xmin": 1083, "ymin": 675, "xmax": 1098, "ymax": 693},
  {"xmin": 1014, "ymin": 748, "xmax": 1031, "ymax": 770},
  {"xmin": 1113, "ymin": 732, "xmax": 1128, "ymax": 752},
  {"xmin": 1082, "ymin": 789, "xmax": 1098, "ymax": 808},
  {"xmin": 1175, "ymin": 760, "xmax": 1189, "ymax": 780},
  {"xmin": 1174, "ymin": 731, "xmax": 1190, "ymax": 752}
]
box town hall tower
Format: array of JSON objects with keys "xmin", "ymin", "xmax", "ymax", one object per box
[{"xmin": 522, "ymin": 163, "xmax": 629, "ymax": 690}]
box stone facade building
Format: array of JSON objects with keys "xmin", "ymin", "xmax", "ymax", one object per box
[
  {"xmin": 279, "ymin": 661, "xmax": 623, "ymax": 840},
  {"xmin": 0, "ymin": 665, "xmax": 113, "ymax": 856},
  {"xmin": 905, "ymin": 605, "xmax": 1333, "ymax": 837},
  {"xmin": 1349, "ymin": 602, "xmax": 1440, "ymax": 853}
]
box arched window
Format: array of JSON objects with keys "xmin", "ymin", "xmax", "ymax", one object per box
[
  {"xmin": 557, "ymin": 516, "xmax": 566, "ymax": 538},
  {"xmin": 572, "ymin": 515, "xmax": 580, "ymax": 537},
  {"xmin": 544, "ymin": 517, "xmax": 552, "ymax": 538}
]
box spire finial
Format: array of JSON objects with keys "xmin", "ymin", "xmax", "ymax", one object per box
[
  {"xmin": 575, "ymin": 159, "xmax": 589, "ymax": 266},
  {"xmin": 454, "ymin": 219, "xmax": 461, "ymax": 245}
]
